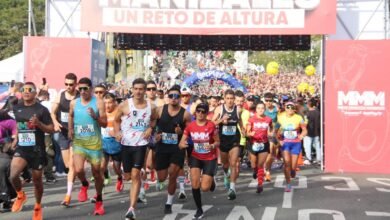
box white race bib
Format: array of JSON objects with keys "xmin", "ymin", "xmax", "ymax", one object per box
[
  {"xmin": 76, "ymin": 124, "xmax": 95, "ymax": 137},
  {"xmin": 18, "ymin": 133, "xmax": 36, "ymax": 146},
  {"xmin": 252, "ymin": 142, "xmax": 264, "ymax": 152},
  {"xmin": 284, "ymin": 130, "xmax": 298, "ymax": 140},
  {"xmin": 222, "ymin": 125, "xmax": 237, "ymax": 136},
  {"xmin": 60, "ymin": 112, "xmax": 69, "ymax": 123},
  {"xmin": 194, "ymin": 142, "xmax": 210, "ymax": 154},
  {"xmin": 102, "ymin": 127, "xmax": 112, "ymax": 138},
  {"xmin": 162, "ymin": 132, "xmax": 178, "ymax": 145}
]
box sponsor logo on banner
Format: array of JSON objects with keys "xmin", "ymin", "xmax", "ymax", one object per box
[
  {"xmin": 337, "ymin": 91, "xmax": 385, "ymax": 117},
  {"xmin": 81, "ymin": 0, "xmax": 336, "ymax": 34}
]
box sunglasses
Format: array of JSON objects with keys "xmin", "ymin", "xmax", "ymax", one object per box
[
  {"xmin": 21, "ymin": 87, "xmax": 35, "ymax": 93},
  {"xmin": 146, "ymin": 87, "xmax": 157, "ymax": 91},
  {"xmin": 181, "ymin": 94, "xmax": 190, "ymax": 97},
  {"xmin": 286, "ymin": 105, "xmax": 295, "ymax": 110},
  {"xmin": 65, "ymin": 83, "xmax": 75, "ymax": 87},
  {"xmin": 168, "ymin": 93, "xmax": 180, "ymax": 99},
  {"xmin": 79, "ymin": 87, "xmax": 90, "ymax": 91},
  {"xmin": 196, "ymin": 109, "xmax": 207, "ymax": 114},
  {"xmin": 265, "ymin": 99, "xmax": 273, "ymax": 102}
]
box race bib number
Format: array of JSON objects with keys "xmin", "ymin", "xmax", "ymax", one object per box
[
  {"xmin": 101, "ymin": 127, "xmax": 112, "ymax": 138},
  {"xmin": 60, "ymin": 112, "xmax": 69, "ymax": 123},
  {"xmin": 222, "ymin": 125, "xmax": 237, "ymax": 136},
  {"xmin": 162, "ymin": 133, "xmax": 178, "ymax": 145},
  {"xmin": 18, "ymin": 133, "xmax": 36, "ymax": 146},
  {"xmin": 194, "ymin": 142, "xmax": 210, "ymax": 154},
  {"xmin": 252, "ymin": 142, "xmax": 264, "ymax": 152},
  {"xmin": 76, "ymin": 124, "xmax": 95, "ymax": 137},
  {"xmin": 284, "ymin": 130, "xmax": 298, "ymax": 140}
]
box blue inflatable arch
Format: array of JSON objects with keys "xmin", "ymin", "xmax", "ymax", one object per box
[{"xmin": 182, "ymin": 70, "xmax": 247, "ymax": 93}]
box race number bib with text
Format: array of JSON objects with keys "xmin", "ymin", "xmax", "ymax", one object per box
[
  {"xmin": 162, "ymin": 133, "xmax": 178, "ymax": 145},
  {"xmin": 60, "ymin": 112, "xmax": 69, "ymax": 123},
  {"xmin": 18, "ymin": 132, "xmax": 36, "ymax": 146},
  {"xmin": 284, "ymin": 130, "xmax": 298, "ymax": 140},
  {"xmin": 194, "ymin": 142, "xmax": 210, "ymax": 154},
  {"xmin": 76, "ymin": 124, "xmax": 95, "ymax": 137},
  {"xmin": 252, "ymin": 142, "xmax": 264, "ymax": 152},
  {"xmin": 222, "ymin": 125, "xmax": 237, "ymax": 136}
]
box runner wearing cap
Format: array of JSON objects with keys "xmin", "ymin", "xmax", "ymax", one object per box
[
  {"xmin": 264, "ymin": 92, "xmax": 279, "ymax": 182},
  {"xmin": 277, "ymin": 101, "xmax": 307, "ymax": 192},
  {"xmin": 179, "ymin": 102, "xmax": 220, "ymax": 219}
]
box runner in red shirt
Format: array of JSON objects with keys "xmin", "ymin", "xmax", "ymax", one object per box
[
  {"xmin": 179, "ymin": 103, "xmax": 220, "ymax": 220},
  {"xmin": 246, "ymin": 102, "xmax": 273, "ymax": 194}
]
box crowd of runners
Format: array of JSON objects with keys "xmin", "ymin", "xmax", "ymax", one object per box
[{"xmin": 0, "ymin": 72, "xmax": 321, "ymax": 220}]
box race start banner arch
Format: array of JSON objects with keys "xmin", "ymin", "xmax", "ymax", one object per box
[
  {"xmin": 81, "ymin": 0, "xmax": 336, "ymax": 35},
  {"xmin": 183, "ymin": 70, "xmax": 247, "ymax": 93}
]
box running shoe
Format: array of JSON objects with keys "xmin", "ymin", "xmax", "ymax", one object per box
[
  {"xmin": 116, "ymin": 179, "xmax": 124, "ymax": 192},
  {"xmin": 256, "ymin": 185, "xmax": 263, "ymax": 194},
  {"xmin": 93, "ymin": 201, "xmax": 105, "ymax": 215},
  {"xmin": 265, "ymin": 172, "xmax": 271, "ymax": 182},
  {"xmin": 285, "ymin": 184, "xmax": 292, "ymax": 192},
  {"xmin": 125, "ymin": 208, "xmax": 136, "ymax": 220},
  {"xmin": 227, "ymin": 189, "xmax": 236, "ymax": 200},
  {"xmin": 32, "ymin": 204, "xmax": 42, "ymax": 220},
  {"xmin": 223, "ymin": 176, "xmax": 230, "ymax": 189},
  {"xmin": 11, "ymin": 191, "xmax": 27, "ymax": 212},
  {"xmin": 164, "ymin": 204, "xmax": 172, "ymax": 214},
  {"xmin": 178, "ymin": 191, "xmax": 187, "ymax": 200},
  {"xmin": 192, "ymin": 208, "xmax": 204, "ymax": 219},
  {"xmin": 61, "ymin": 195, "xmax": 71, "ymax": 207},
  {"xmin": 78, "ymin": 185, "xmax": 89, "ymax": 202},
  {"xmin": 137, "ymin": 191, "xmax": 147, "ymax": 203}
]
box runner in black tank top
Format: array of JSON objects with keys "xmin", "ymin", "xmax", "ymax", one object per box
[
  {"xmin": 50, "ymin": 73, "xmax": 79, "ymax": 207},
  {"xmin": 212, "ymin": 89, "xmax": 244, "ymax": 201},
  {"xmin": 155, "ymin": 86, "xmax": 192, "ymax": 214}
]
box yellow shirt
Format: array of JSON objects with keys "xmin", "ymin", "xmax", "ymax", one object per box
[
  {"xmin": 239, "ymin": 109, "xmax": 250, "ymax": 146},
  {"xmin": 277, "ymin": 113, "xmax": 307, "ymax": 143}
]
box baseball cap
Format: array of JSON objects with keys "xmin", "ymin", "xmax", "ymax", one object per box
[
  {"xmin": 285, "ymin": 101, "xmax": 296, "ymax": 107},
  {"xmin": 180, "ymin": 87, "xmax": 192, "ymax": 95},
  {"xmin": 195, "ymin": 103, "xmax": 209, "ymax": 113},
  {"xmin": 247, "ymin": 95, "xmax": 255, "ymax": 101}
]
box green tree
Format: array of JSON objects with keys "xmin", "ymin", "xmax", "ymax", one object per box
[{"xmin": 0, "ymin": 0, "xmax": 45, "ymax": 60}]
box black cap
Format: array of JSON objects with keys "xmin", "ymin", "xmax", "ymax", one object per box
[
  {"xmin": 196, "ymin": 103, "xmax": 209, "ymax": 113},
  {"xmin": 247, "ymin": 95, "xmax": 255, "ymax": 101}
]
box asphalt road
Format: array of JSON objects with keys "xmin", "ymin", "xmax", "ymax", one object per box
[{"xmin": 2, "ymin": 164, "xmax": 390, "ymax": 220}]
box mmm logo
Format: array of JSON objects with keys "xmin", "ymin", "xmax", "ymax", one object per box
[{"xmin": 338, "ymin": 91, "xmax": 385, "ymax": 106}]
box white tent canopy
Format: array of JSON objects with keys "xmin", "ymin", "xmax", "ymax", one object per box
[{"xmin": 0, "ymin": 52, "xmax": 24, "ymax": 82}]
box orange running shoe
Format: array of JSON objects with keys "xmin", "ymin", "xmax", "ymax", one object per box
[
  {"xmin": 12, "ymin": 191, "xmax": 27, "ymax": 212},
  {"xmin": 265, "ymin": 172, "xmax": 271, "ymax": 182},
  {"xmin": 32, "ymin": 204, "xmax": 43, "ymax": 220},
  {"xmin": 93, "ymin": 201, "xmax": 105, "ymax": 215},
  {"xmin": 61, "ymin": 195, "xmax": 71, "ymax": 207},
  {"xmin": 78, "ymin": 185, "xmax": 89, "ymax": 202}
]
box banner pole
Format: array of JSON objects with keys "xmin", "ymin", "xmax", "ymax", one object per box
[{"xmin": 321, "ymin": 35, "xmax": 326, "ymax": 171}]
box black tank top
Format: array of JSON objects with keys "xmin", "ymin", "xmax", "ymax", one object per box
[
  {"xmin": 57, "ymin": 91, "xmax": 79, "ymax": 131},
  {"xmin": 219, "ymin": 105, "xmax": 241, "ymax": 143},
  {"xmin": 156, "ymin": 104, "xmax": 186, "ymax": 153}
]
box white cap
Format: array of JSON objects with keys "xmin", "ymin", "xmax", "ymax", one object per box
[{"xmin": 180, "ymin": 87, "xmax": 192, "ymax": 95}]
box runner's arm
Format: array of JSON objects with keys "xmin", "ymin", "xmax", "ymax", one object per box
[
  {"xmin": 211, "ymin": 106, "xmax": 222, "ymax": 125},
  {"xmin": 113, "ymin": 102, "xmax": 124, "ymax": 141},
  {"xmin": 68, "ymin": 100, "xmax": 75, "ymax": 140},
  {"xmin": 51, "ymin": 92, "xmax": 61, "ymax": 131},
  {"xmin": 96, "ymin": 99, "xmax": 107, "ymax": 128}
]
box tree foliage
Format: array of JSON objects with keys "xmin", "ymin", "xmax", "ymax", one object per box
[{"xmin": 0, "ymin": 0, "xmax": 45, "ymax": 60}]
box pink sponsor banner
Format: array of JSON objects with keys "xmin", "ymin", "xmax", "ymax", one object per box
[
  {"xmin": 23, "ymin": 37, "xmax": 91, "ymax": 90},
  {"xmin": 81, "ymin": 0, "xmax": 336, "ymax": 35},
  {"xmin": 325, "ymin": 40, "xmax": 390, "ymax": 174}
]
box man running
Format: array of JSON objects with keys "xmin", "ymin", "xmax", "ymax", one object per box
[
  {"xmin": 10, "ymin": 82, "xmax": 54, "ymax": 220},
  {"xmin": 179, "ymin": 102, "xmax": 220, "ymax": 219},
  {"xmin": 212, "ymin": 89, "xmax": 243, "ymax": 200},
  {"xmin": 264, "ymin": 92, "xmax": 279, "ymax": 182},
  {"xmin": 68, "ymin": 77, "xmax": 107, "ymax": 215},
  {"xmin": 51, "ymin": 73, "xmax": 79, "ymax": 206},
  {"xmin": 114, "ymin": 78, "xmax": 157, "ymax": 220},
  {"xmin": 101, "ymin": 93, "xmax": 123, "ymax": 193},
  {"xmin": 155, "ymin": 85, "xmax": 191, "ymax": 214}
]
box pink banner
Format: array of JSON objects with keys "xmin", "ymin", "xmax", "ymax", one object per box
[
  {"xmin": 24, "ymin": 37, "xmax": 92, "ymax": 90},
  {"xmin": 81, "ymin": 0, "xmax": 336, "ymax": 35},
  {"xmin": 325, "ymin": 40, "xmax": 390, "ymax": 174}
]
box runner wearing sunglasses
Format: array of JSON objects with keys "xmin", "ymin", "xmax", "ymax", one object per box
[
  {"xmin": 179, "ymin": 102, "xmax": 220, "ymax": 219},
  {"xmin": 277, "ymin": 101, "xmax": 307, "ymax": 192}
]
